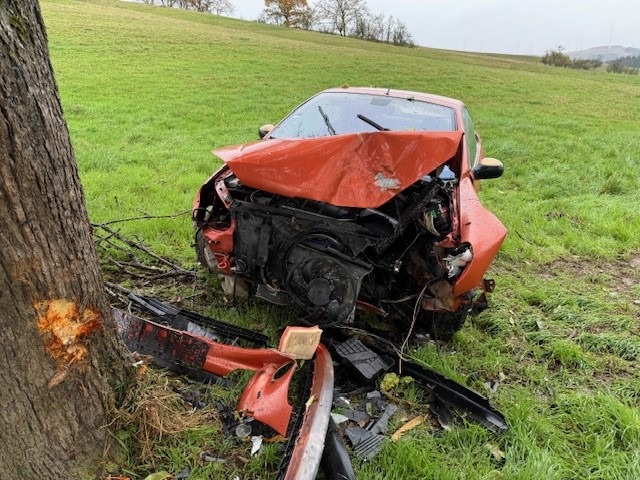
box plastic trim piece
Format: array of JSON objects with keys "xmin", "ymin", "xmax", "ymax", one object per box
[{"xmin": 284, "ymin": 344, "xmax": 334, "ymax": 480}]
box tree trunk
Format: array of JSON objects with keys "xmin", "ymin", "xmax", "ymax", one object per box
[{"xmin": 0, "ymin": 2, "xmax": 131, "ymax": 478}]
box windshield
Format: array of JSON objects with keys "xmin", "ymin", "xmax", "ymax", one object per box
[{"xmin": 269, "ymin": 92, "xmax": 457, "ymax": 139}]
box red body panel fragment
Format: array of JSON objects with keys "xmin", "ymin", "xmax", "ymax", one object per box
[{"xmin": 236, "ymin": 362, "xmax": 296, "ymax": 437}]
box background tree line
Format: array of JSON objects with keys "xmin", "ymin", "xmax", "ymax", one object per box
[
  {"xmin": 141, "ymin": 0, "xmax": 415, "ymax": 47},
  {"xmin": 141, "ymin": 0, "xmax": 235, "ymax": 16},
  {"xmin": 541, "ymin": 46, "xmax": 638, "ymax": 75},
  {"xmin": 260, "ymin": 0, "xmax": 414, "ymax": 47},
  {"xmin": 607, "ymin": 55, "xmax": 640, "ymax": 74}
]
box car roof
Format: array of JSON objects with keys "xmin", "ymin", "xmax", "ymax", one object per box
[{"xmin": 321, "ymin": 87, "xmax": 465, "ymax": 110}]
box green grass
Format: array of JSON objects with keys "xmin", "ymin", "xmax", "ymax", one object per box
[{"xmin": 41, "ymin": 1, "xmax": 640, "ymax": 478}]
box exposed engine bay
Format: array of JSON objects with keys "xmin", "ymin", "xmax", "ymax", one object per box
[{"xmin": 193, "ymin": 131, "xmax": 504, "ymax": 337}]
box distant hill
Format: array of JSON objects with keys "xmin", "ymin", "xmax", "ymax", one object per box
[{"xmin": 569, "ymin": 45, "xmax": 640, "ymax": 62}]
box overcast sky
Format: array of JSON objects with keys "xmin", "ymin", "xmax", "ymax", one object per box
[{"xmin": 230, "ymin": 0, "xmax": 640, "ymax": 55}]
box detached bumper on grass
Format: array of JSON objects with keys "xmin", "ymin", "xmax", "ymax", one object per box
[
  {"xmin": 114, "ymin": 296, "xmax": 508, "ymax": 479},
  {"xmin": 114, "ymin": 307, "xmax": 334, "ymax": 479}
]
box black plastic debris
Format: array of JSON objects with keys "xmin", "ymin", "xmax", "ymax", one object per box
[
  {"xmin": 345, "ymin": 425, "xmax": 371, "ymax": 447},
  {"xmin": 353, "ymin": 433, "xmax": 385, "ymax": 461},
  {"xmin": 321, "ymin": 417, "xmax": 356, "ymax": 480},
  {"xmin": 334, "ymin": 337, "xmax": 393, "ymax": 380},
  {"xmin": 128, "ymin": 293, "xmax": 270, "ymax": 346},
  {"xmin": 343, "ymin": 409, "xmax": 370, "ymax": 424},
  {"xmin": 399, "ymin": 361, "xmax": 508, "ymax": 433},
  {"xmin": 369, "ymin": 403, "xmax": 398, "ymax": 435},
  {"xmin": 334, "ymin": 396, "xmax": 352, "ymax": 409},
  {"xmin": 341, "ymin": 392, "xmax": 398, "ymax": 461},
  {"xmin": 430, "ymin": 397, "xmax": 455, "ymax": 431}
]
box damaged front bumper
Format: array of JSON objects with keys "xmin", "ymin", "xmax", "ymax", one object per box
[
  {"xmin": 114, "ymin": 296, "xmax": 508, "ymax": 479},
  {"xmin": 114, "ymin": 307, "xmax": 334, "ymax": 479}
]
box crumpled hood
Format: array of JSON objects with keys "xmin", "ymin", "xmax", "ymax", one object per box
[{"xmin": 213, "ymin": 131, "xmax": 463, "ymax": 209}]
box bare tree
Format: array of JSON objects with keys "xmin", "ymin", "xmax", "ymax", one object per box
[
  {"xmin": 391, "ymin": 18, "xmax": 414, "ymax": 46},
  {"xmin": 316, "ymin": 0, "xmax": 366, "ymax": 36},
  {"xmin": 384, "ymin": 14, "xmax": 395, "ymax": 42},
  {"xmin": 354, "ymin": 12, "xmax": 414, "ymax": 46},
  {"xmin": 186, "ymin": 0, "xmax": 235, "ymax": 14},
  {"xmin": 0, "ymin": 1, "xmax": 131, "ymax": 477},
  {"xmin": 263, "ymin": 0, "xmax": 309, "ymax": 27},
  {"xmin": 186, "ymin": 0, "xmax": 211, "ymax": 12},
  {"xmin": 210, "ymin": 0, "xmax": 235, "ymax": 15},
  {"xmin": 353, "ymin": 9, "xmax": 385, "ymax": 41}
]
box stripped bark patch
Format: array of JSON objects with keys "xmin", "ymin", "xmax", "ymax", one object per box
[{"xmin": 35, "ymin": 299, "xmax": 102, "ymax": 366}]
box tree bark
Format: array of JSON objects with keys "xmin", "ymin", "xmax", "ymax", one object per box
[{"xmin": 0, "ymin": 2, "xmax": 131, "ymax": 478}]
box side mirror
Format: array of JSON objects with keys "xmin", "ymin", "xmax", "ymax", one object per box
[
  {"xmin": 473, "ymin": 157, "xmax": 504, "ymax": 180},
  {"xmin": 258, "ymin": 124, "xmax": 275, "ymax": 139}
]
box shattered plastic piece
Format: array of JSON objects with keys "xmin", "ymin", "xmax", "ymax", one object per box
[
  {"xmin": 128, "ymin": 293, "xmax": 269, "ymax": 346},
  {"xmin": 431, "ymin": 397, "xmax": 454, "ymax": 431},
  {"xmin": 345, "ymin": 426, "xmax": 371, "ymax": 447},
  {"xmin": 353, "ymin": 433, "xmax": 385, "ymax": 461},
  {"xmin": 114, "ymin": 309, "xmax": 295, "ymax": 377},
  {"xmin": 334, "ymin": 396, "xmax": 351, "ymax": 408},
  {"xmin": 176, "ymin": 467, "xmax": 191, "ymax": 479},
  {"xmin": 343, "ymin": 409, "xmax": 370, "ymax": 423},
  {"xmin": 200, "ymin": 453, "xmax": 226, "ymax": 463},
  {"xmin": 250, "ymin": 436, "xmax": 263, "ymax": 456},
  {"xmin": 237, "ymin": 362, "xmax": 296, "ymax": 437},
  {"xmin": 330, "ymin": 413, "xmax": 349, "ymax": 425},
  {"xmin": 235, "ymin": 423, "xmax": 252, "ymax": 438},
  {"xmin": 364, "ymin": 390, "xmax": 385, "ymax": 418},
  {"xmin": 321, "ymin": 417, "xmax": 356, "ymax": 480},
  {"xmin": 114, "ymin": 309, "xmax": 209, "ymax": 372},
  {"xmin": 334, "ymin": 338, "xmax": 393, "ymax": 380},
  {"xmin": 402, "ymin": 361, "xmax": 509, "ymax": 433},
  {"xmin": 368, "ymin": 403, "xmax": 398, "ymax": 435},
  {"xmin": 391, "ymin": 416, "xmax": 424, "ymax": 442},
  {"xmin": 365, "ymin": 390, "xmax": 382, "ymax": 400}
]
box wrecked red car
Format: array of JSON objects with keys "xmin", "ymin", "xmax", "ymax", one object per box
[{"xmin": 193, "ymin": 87, "xmax": 506, "ymax": 337}]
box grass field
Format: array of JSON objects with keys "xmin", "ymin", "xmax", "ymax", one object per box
[{"xmin": 41, "ymin": 1, "xmax": 640, "ymax": 479}]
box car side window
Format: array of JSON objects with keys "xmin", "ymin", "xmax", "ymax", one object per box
[{"xmin": 461, "ymin": 107, "xmax": 478, "ymax": 165}]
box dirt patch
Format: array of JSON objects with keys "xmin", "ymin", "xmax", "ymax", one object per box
[{"xmin": 540, "ymin": 254, "xmax": 640, "ymax": 297}]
